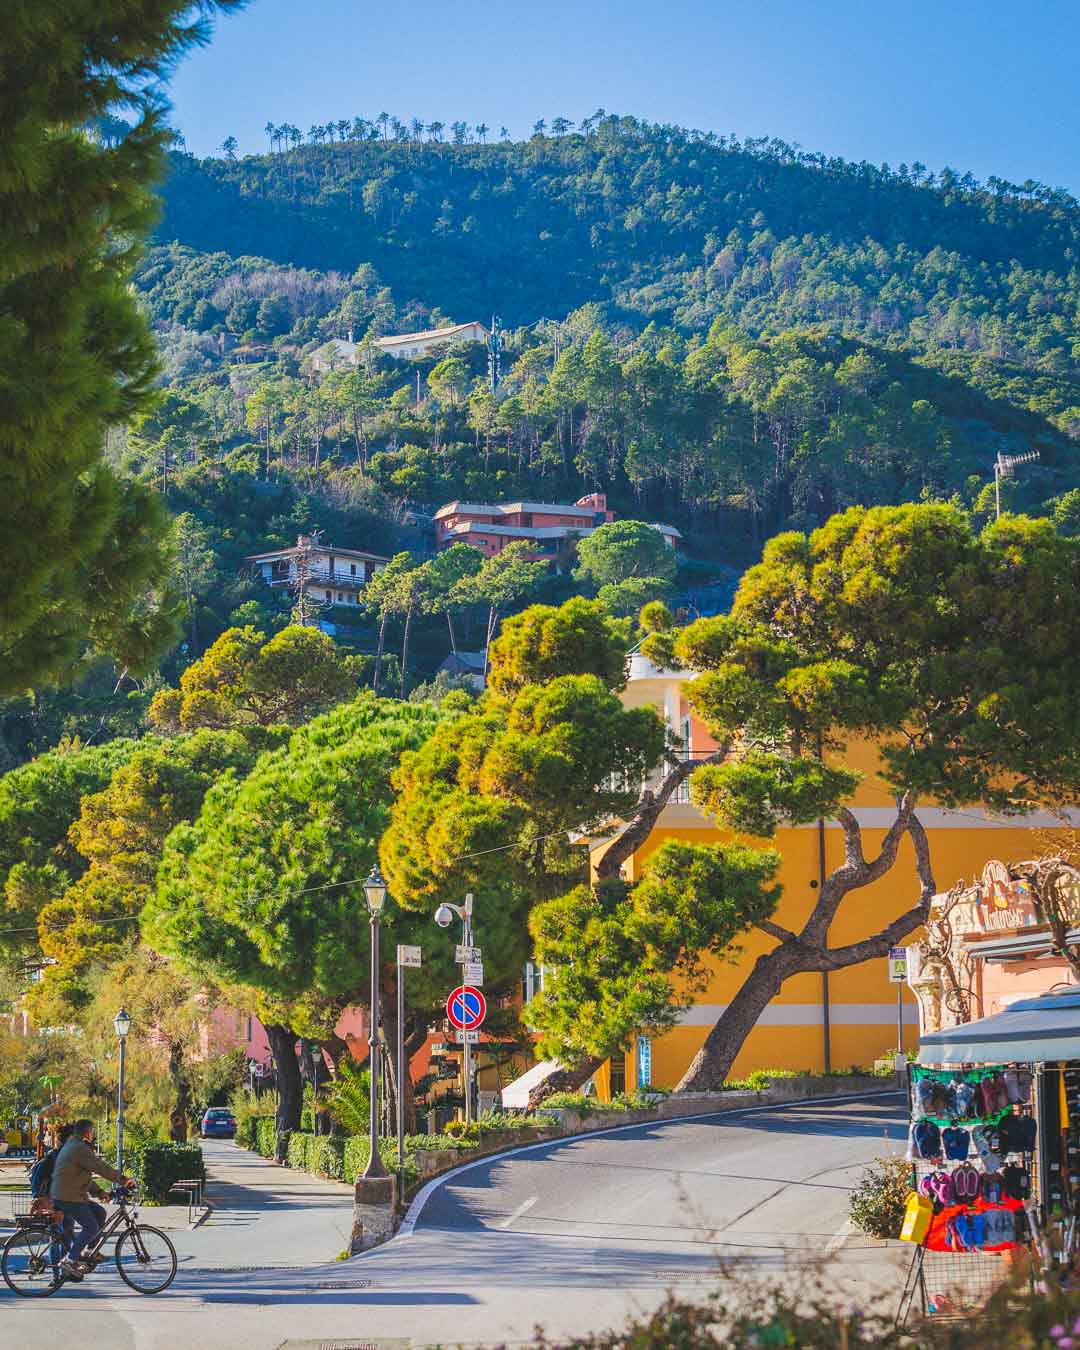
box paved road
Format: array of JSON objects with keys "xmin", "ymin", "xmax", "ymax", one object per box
[{"xmin": 0, "ymin": 1093, "xmax": 910, "ymax": 1349}]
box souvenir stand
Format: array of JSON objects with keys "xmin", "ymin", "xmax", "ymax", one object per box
[{"xmin": 897, "ymin": 989, "xmax": 1080, "ymax": 1325}]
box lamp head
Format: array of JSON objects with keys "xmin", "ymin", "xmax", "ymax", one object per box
[
  {"xmin": 114, "ymin": 1007, "xmax": 131, "ymax": 1039},
  {"xmin": 434, "ymin": 904, "xmax": 454, "ymax": 929},
  {"xmin": 363, "ymin": 864, "xmax": 388, "ymax": 915}
]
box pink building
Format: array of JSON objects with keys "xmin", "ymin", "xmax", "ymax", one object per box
[{"xmin": 434, "ymin": 492, "xmax": 680, "ymax": 571}]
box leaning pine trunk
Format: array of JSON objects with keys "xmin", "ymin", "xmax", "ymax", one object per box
[
  {"xmin": 527, "ymin": 1056, "xmax": 605, "ymax": 1109},
  {"xmin": 675, "ymin": 949, "xmax": 793, "ymax": 1092},
  {"xmin": 264, "ymin": 1023, "xmax": 303, "ymax": 1158}
]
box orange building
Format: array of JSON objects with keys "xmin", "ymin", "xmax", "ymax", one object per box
[{"xmin": 588, "ymin": 651, "xmax": 1080, "ymax": 1092}]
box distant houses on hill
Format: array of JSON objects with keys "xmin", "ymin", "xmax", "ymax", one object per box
[
  {"xmin": 245, "ymin": 535, "xmax": 390, "ymax": 609},
  {"xmin": 311, "ymin": 321, "xmax": 489, "ymax": 372},
  {"xmin": 434, "ymin": 492, "xmax": 681, "ymax": 573}
]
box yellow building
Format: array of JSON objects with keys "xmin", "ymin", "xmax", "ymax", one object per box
[{"xmin": 591, "ymin": 652, "xmax": 1078, "ymax": 1092}]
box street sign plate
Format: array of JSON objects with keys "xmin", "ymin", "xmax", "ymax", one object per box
[
  {"xmin": 454, "ymin": 1030, "xmax": 480, "ymax": 1044},
  {"xmin": 455, "ymin": 945, "xmax": 481, "ymax": 963},
  {"xmin": 463, "ymin": 962, "xmax": 483, "ymax": 985},
  {"xmin": 397, "ymin": 944, "xmax": 422, "ymax": 968},
  {"xmin": 888, "ymin": 946, "xmax": 909, "ymax": 983},
  {"xmin": 446, "ymin": 985, "xmax": 487, "ymax": 1030}
]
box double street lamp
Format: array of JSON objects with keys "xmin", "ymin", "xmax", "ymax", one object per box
[
  {"xmin": 362, "ymin": 865, "xmax": 388, "ymax": 1179},
  {"xmin": 114, "ymin": 1007, "xmax": 131, "ymax": 1171}
]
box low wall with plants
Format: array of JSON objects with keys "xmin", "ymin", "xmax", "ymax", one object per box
[{"xmin": 238, "ymin": 1073, "xmax": 901, "ymax": 1204}]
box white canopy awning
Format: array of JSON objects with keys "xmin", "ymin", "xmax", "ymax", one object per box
[{"xmin": 499, "ymin": 1059, "xmax": 563, "ymax": 1109}]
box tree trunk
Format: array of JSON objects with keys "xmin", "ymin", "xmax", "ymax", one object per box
[
  {"xmin": 446, "ymin": 610, "xmax": 457, "ymax": 656},
  {"xmin": 675, "ymin": 948, "xmax": 797, "ymax": 1091},
  {"xmin": 373, "ymin": 611, "xmax": 387, "ymax": 693},
  {"xmin": 400, "ymin": 607, "xmax": 413, "ymax": 697},
  {"xmin": 265, "ymin": 1023, "xmax": 302, "ymax": 1158},
  {"xmin": 167, "ymin": 1041, "xmax": 191, "ymax": 1142},
  {"xmin": 323, "ymin": 1030, "xmax": 352, "ymax": 1073},
  {"xmin": 527, "ymin": 1057, "xmax": 604, "ymax": 1109}
]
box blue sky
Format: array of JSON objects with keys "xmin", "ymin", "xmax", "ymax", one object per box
[{"xmin": 169, "ymin": 0, "xmax": 1080, "ymax": 191}]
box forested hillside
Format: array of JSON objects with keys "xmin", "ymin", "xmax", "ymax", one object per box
[{"xmin": 9, "ymin": 113, "xmax": 1080, "ymax": 766}]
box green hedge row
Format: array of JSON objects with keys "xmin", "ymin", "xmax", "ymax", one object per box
[
  {"xmin": 253, "ymin": 1117, "xmax": 279, "ymax": 1158},
  {"xmin": 139, "ymin": 1142, "xmax": 206, "ymax": 1204}
]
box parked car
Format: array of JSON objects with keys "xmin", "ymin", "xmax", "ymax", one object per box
[{"xmin": 200, "ymin": 1107, "xmax": 237, "ymax": 1138}]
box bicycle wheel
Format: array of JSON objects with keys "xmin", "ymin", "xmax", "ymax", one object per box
[
  {"xmin": 1, "ymin": 1226, "xmax": 64, "ymax": 1298},
  {"xmin": 114, "ymin": 1223, "xmax": 177, "ymax": 1294}
]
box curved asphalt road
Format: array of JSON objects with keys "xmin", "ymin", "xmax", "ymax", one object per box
[{"xmin": 1, "ymin": 1092, "xmax": 910, "ymax": 1350}]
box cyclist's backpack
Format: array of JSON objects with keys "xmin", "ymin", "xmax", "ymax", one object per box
[{"xmin": 29, "ymin": 1149, "xmax": 57, "ymax": 1199}]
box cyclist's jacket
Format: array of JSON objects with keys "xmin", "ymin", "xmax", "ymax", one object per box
[{"xmin": 50, "ymin": 1137, "xmax": 125, "ymax": 1204}]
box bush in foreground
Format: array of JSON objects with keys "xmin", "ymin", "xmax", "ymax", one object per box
[{"xmin": 848, "ymin": 1156, "xmax": 911, "ymax": 1240}]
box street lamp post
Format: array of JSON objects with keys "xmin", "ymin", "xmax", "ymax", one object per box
[
  {"xmin": 362, "ymin": 866, "xmax": 388, "ymax": 1179},
  {"xmin": 113, "ymin": 1007, "xmax": 131, "ymax": 1172},
  {"xmin": 434, "ymin": 894, "xmax": 476, "ymax": 1124}
]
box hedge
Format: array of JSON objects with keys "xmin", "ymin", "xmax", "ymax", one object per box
[
  {"xmin": 254, "ymin": 1117, "xmax": 279, "ymax": 1158},
  {"xmin": 139, "ymin": 1142, "xmax": 205, "ymax": 1204}
]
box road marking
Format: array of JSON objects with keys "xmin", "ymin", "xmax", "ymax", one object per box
[
  {"xmin": 498, "ymin": 1195, "xmax": 538, "ymax": 1229},
  {"xmin": 393, "ymin": 1089, "xmax": 904, "ymax": 1239}
]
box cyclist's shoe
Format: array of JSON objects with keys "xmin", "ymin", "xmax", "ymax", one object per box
[
  {"xmin": 84, "ymin": 1252, "xmax": 109, "ymax": 1268},
  {"xmin": 60, "ymin": 1258, "xmax": 85, "ymax": 1281}
]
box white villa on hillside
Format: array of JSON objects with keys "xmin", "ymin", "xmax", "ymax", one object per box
[
  {"xmin": 245, "ymin": 536, "xmax": 391, "ymax": 608},
  {"xmin": 311, "ymin": 321, "xmax": 489, "ymax": 371}
]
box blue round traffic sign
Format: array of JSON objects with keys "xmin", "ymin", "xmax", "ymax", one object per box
[{"xmin": 447, "ymin": 985, "xmax": 486, "ymax": 1031}]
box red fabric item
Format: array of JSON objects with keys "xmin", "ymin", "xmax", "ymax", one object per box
[{"xmin": 922, "ymin": 1196, "xmax": 1023, "ymax": 1253}]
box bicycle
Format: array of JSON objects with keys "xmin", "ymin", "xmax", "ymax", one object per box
[{"xmin": 1, "ymin": 1185, "xmax": 178, "ymax": 1298}]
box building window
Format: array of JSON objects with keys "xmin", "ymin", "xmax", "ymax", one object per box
[
  {"xmin": 245, "ymin": 1016, "xmax": 253, "ymax": 1041},
  {"xmin": 610, "ymin": 1056, "xmax": 626, "ymax": 1096},
  {"xmin": 329, "ymin": 555, "xmax": 336, "ymax": 576},
  {"xmin": 350, "ymin": 563, "xmax": 357, "ymax": 576},
  {"xmin": 337, "ymin": 592, "xmax": 344, "ymax": 602}
]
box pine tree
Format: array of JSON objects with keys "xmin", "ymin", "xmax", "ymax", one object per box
[{"xmin": 0, "ymin": 1, "xmax": 243, "ymax": 693}]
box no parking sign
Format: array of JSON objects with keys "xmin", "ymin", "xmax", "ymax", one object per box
[{"xmin": 447, "ymin": 985, "xmax": 486, "ymax": 1031}]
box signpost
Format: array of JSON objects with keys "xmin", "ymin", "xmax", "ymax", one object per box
[
  {"xmin": 396, "ymin": 944, "xmax": 422, "ymax": 1176},
  {"xmin": 463, "ymin": 961, "xmax": 484, "ymax": 986},
  {"xmin": 447, "ymin": 983, "xmax": 486, "ymax": 1123},
  {"xmin": 455, "ymin": 945, "xmax": 481, "ymax": 964},
  {"xmin": 454, "ymin": 1030, "xmax": 480, "ymax": 1044},
  {"xmin": 888, "ymin": 946, "xmax": 908, "ymax": 1058}
]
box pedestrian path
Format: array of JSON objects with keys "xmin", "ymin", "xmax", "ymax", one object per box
[{"xmin": 169, "ymin": 1138, "xmax": 355, "ymax": 1267}]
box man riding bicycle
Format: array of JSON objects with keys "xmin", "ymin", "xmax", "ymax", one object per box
[{"xmin": 49, "ymin": 1119, "xmax": 135, "ymax": 1280}]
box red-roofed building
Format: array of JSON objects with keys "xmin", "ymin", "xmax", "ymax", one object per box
[{"xmin": 434, "ymin": 492, "xmax": 680, "ymax": 571}]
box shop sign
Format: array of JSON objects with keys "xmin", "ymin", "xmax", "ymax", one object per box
[
  {"xmin": 976, "ymin": 860, "xmax": 1038, "ymax": 931},
  {"xmin": 888, "ymin": 946, "xmax": 909, "ymax": 982},
  {"xmin": 637, "ymin": 1035, "xmax": 652, "ymax": 1088}
]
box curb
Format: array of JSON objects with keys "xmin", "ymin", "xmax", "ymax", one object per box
[{"xmin": 390, "ymin": 1087, "xmax": 906, "ymax": 1241}]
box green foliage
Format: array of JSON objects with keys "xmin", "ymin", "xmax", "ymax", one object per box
[
  {"xmin": 0, "ymin": 738, "xmax": 142, "ymax": 954},
  {"xmin": 146, "ymin": 695, "xmax": 442, "ymax": 1009},
  {"xmin": 847, "ymin": 1155, "xmax": 912, "ymax": 1240},
  {"xmin": 254, "ymin": 1116, "xmax": 278, "ymax": 1158},
  {"xmin": 680, "ymin": 504, "xmax": 1080, "ymax": 816},
  {"xmin": 28, "ymin": 728, "xmax": 269, "ymax": 1012},
  {"xmin": 528, "ymin": 838, "xmax": 781, "ymax": 1063},
  {"xmin": 148, "ymin": 624, "xmax": 358, "ymax": 732},
  {"xmin": 574, "ymin": 521, "xmax": 678, "ymax": 588},
  {"xmin": 231, "ymin": 1092, "xmax": 275, "ymax": 1150},
  {"xmin": 486, "ymin": 598, "xmax": 632, "ymax": 695},
  {"xmin": 0, "ymin": 1, "xmax": 251, "ymax": 687},
  {"xmin": 323, "ymin": 1060, "xmax": 370, "ymax": 1135},
  {"xmin": 138, "ymin": 1141, "xmax": 205, "ymax": 1204}
]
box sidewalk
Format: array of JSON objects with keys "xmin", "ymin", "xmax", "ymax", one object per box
[{"xmin": 167, "ymin": 1137, "xmax": 355, "ymax": 1267}]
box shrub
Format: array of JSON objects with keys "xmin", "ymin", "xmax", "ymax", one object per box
[
  {"xmin": 232, "ymin": 1091, "xmax": 275, "ymax": 1150},
  {"xmin": 139, "ymin": 1142, "xmax": 205, "ymax": 1204},
  {"xmin": 254, "ymin": 1116, "xmax": 278, "ymax": 1158},
  {"xmin": 310, "ymin": 1135, "xmax": 345, "ymax": 1180},
  {"xmin": 324, "ymin": 1060, "xmax": 370, "ymax": 1135},
  {"xmin": 287, "ymin": 1132, "xmax": 313, "ymax": 1171},
  {"xmin": 848, "ymin": 1156, "xmax": 911, "ymax": 1240}
]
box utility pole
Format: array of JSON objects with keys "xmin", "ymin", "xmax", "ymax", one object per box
[{"xmin": 994, "ymin": 450, "xmax": 1039, "ymax": 519}]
